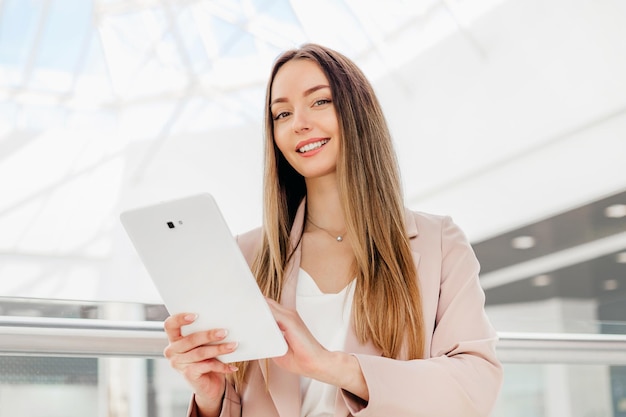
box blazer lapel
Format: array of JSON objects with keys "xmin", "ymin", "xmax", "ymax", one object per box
[{"xmin": 260, "ymin": 199, "xmax": 306, "ymax": 417}]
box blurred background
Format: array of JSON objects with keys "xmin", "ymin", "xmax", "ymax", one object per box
[{"xmin": 1, "ymin": 0, "xmax": 625, "ymax": 416}]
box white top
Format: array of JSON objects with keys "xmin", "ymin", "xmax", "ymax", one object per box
[{"xmin": 296, "ymin": 268, "xmax": 356, "ymax": 417}]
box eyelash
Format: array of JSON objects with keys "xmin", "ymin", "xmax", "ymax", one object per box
[
  {"xmin": 273, "ymin": 112, "xmax": 290, "ymax": 120},
  {"xmin": 272, "ymin": 98, "xmax": 332, "ymax": 120},
  {"xmin": 314, "ymin": 98, "xmax": 331, "ymax": 106}
]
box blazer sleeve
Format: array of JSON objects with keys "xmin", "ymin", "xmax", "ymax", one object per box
[{"xmin": 342, "ymin": 216, "xmax": 503, "ymax": 417}]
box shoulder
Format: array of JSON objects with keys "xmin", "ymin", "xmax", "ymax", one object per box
[
  {"xmin": 406, "ymin": 210, "xmax": 480, "ymax": 289},
  {"xmin": 409, "ymin": 210, "xmax": 449, "ymax": 227},
  {"xmin": 405, "ymin": 209, "xmax": 453, "ymax": 237},
  {"xmin": 405, "ymin": 209, "xmax": 473, "ymax": 253}
]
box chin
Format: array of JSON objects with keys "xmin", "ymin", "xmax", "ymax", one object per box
[{"xmin": 302, "ymin": 168, "xmax": 338, "ymax": 180}]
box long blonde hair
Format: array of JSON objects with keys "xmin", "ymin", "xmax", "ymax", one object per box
[{"xmin": 231, "ymin": 43, "xmax": 424, "ymax": 390}]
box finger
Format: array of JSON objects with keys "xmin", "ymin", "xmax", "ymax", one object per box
[
  {"xmin": 264, "ymin": 300, "xmax": 288, "ymax": 331},
  {"xmin": 163, "ymin": 313, "xmax": 197, "ymax": 341},
  {"xmin": 164, "ymin": 328, "xmax": 231, "ymax": 358},
  {"xmin": 265, "ymin": 297, "xmax": 290, "ymax": 317},
  {"xmin": 168, "ymin": 341, "xmax": 239, "ymax": 375},
  {"xmin": 179, "ymin": 341, "xmax": 239, "ymax": 365},
  {"xmin": 265, "ymin": 299, "xmax": 298, "ymax": 324},
  {"xmin": 181, "ymin": 358, "xmax": 239, "ymax": 380},
  {"xmin": 265, "ymin": 297, "xmax": 280, "ymax": 308}
]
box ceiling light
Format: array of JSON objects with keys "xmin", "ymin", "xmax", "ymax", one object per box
[
  {"xmin": 617, "ymin": 252, "xmax": 626, "ymax": 264},
  {"xmin": 603, "ymin": 279, "xmax": 619, "ymax": 291},
  {"xmin": 532, "ymin": 274, "xmax": 551, "ymax": 287},
  {"xmin": 511, "ymin": 235, "xmax": 536, "ymax": 249},
  {"xmin": 604, "ymin": 204, "xmax": 626, "ymax": 218}
]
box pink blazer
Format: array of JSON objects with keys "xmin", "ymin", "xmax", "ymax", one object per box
[{"xmin": 188, "ymin": 203, "xmax": 503, "ymax": 417}]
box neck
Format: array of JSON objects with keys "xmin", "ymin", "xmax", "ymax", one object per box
[{"xmin": 304, "ymin": 176, "xmax": 345, "ymax": 231}]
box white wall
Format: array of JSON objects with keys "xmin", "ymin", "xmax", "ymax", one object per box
[{"xmin": 376, "ymin": 0, "xmax": 626, "ymax": 241}]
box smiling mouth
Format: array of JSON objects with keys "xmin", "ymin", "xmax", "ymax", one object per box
[{"xmin": 297, "ymin": 139, "xmax": 329, "ymax": 153}]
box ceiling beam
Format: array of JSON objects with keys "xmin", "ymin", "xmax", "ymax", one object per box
[
  {"xmin": 18, "ymin": 0, "xmax": 52, "ymax": 88},
  {"xmin": 480, "ymin": 231, "xmax": 626, "ymax": 290}
]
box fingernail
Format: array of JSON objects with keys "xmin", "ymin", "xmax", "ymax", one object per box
[
  {"xmin": 229, "ymin": 365, "xmax": 238, "ymax": 372},
  {"xmin": 215, "ymin": 329, "xmax": 227, "ymax": 338},
  {"xmin": 225, "ymin": 341, "xmax": 238, "ymax": 350},
  {"xmin": 184, "ymin": 313, "xmax": 197, "ymax": 322}
]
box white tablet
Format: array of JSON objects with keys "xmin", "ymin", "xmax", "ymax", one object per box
[{"xmin": 120, "ymin": 193, "xmax": 287, "ymax": 363}]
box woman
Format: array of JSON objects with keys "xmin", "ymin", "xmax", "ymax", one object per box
[{"xmin": 164, "ymin": 43, "xmax": 503, "ymax": 417}]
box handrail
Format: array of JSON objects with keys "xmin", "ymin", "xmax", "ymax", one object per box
[
  {"xmin": 0, "ymin": 316, "xmax": 166, "ymax": 358},
  {"xmin": 1, "ymin": 316, "xmax": 626, "ymax": 363},
  {"xmin": 496, "ymin": 331, "xmax": 626, "ymax": 364}
]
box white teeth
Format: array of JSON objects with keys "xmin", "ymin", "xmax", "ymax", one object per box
[{"xmin": 298, "ymin": 139, "xmax": 329, "ymax": 153}]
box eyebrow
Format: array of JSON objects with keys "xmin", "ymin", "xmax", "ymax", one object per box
[{"xmin": 270, "ymin": 84, "xmax": 330, "ymax": 107}]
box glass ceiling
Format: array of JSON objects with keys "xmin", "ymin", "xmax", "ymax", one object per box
[
  {"xmin": 0, "ymin": 0, "xmax": 505, "ymax": 302},
  {"xmin": 0, "ymin": 0, "xmax": 504, "ymax": 131}
]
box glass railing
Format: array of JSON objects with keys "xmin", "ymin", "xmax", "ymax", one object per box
[{"xmin": 2, "ymin": 312, "xmax": 626, "ymax": 416}]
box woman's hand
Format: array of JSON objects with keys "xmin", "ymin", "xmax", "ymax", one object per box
[
  {"xmin": 265, "ymin": 298, "xmax": 329, "ymax": 377},
  {"xmin": 266, "ymin": 299, "xmax": 370, "ymax": 402},
  {"xmin": 163, "ymin": 313, "xmax": 239, "ymax": 417}
]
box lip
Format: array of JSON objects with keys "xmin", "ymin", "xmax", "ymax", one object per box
[{"xmin": 295, "ymin": 137, "xmax": 329, "ymax": 152}]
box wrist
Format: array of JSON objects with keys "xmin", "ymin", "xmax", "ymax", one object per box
[
  {"xmin": 311, "ymin": 351, "xmax": 366, "ymax": 395},
  {"xmin": 323, "ymin": 351, "xmax": 351, "ymax": 386},
  {"xmin": 194, "ymin": 390, "xmax": 224, "ymax": 417}
]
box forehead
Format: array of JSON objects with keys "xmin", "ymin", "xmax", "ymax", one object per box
[{"xmin": 270, "ymin": 59, "xmax": 329, "ymax": 99}]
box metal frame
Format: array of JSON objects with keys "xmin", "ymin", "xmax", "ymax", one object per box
[
  {"xmin": 0, "ymin": 316, "xmax": 166, "ymax": 358},
  {"xmin": 2, "ymin": 316, "xmax": 626, "ymax": 363}
]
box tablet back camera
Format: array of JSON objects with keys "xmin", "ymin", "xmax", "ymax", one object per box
[{"xmin": 167, "ymin": 221, "xmax": 175, "ymax": 229}]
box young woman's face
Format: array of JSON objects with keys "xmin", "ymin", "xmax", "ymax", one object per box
[{"xmin": 270, "ymin": 59, "xmax": 340, "ymax": 180}]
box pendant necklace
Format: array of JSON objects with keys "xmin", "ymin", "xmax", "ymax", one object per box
[{"xmin": 307, "ymin": 217, "xmax": 346, "ymax": 242}]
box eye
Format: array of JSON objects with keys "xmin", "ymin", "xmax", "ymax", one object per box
[
  {"xmin": 314, "ymin": 98, "xmax": 331, "ymax": 106},
  {"xmin": 273, "ymin": 111, "xmax": 290, "ymax": 120}
]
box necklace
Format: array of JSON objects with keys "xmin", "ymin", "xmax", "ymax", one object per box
[{"xmin": 306, "ymin": 217, "xmax": 346, "ymax": 242}]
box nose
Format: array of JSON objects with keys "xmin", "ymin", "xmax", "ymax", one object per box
[{"xmin": 292, "ymin": 109, "xmax": 310, "ymax": 133}]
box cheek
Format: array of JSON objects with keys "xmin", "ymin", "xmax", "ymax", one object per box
[
  {"xmin": 321, "ymin": 111, "xmax": 340, "ymax": 135},
  {"xmin": 273, "ymin": 128, "xmax": 288, "ymax": 155},
  {"xmin": 273, "ymin": 128, "xmax": 296, "ymax": 163}
]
